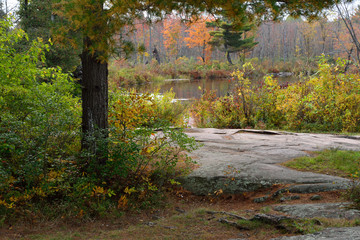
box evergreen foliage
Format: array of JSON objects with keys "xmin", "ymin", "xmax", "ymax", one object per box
[
  {"xmin": 18, "ymin": 0, "xmax": 80, "ymax": 72},
  {"xmin": 0, "ymin": 1, "xmax": 5, "ymax": 18},
  {"xmin": 207, "ymin": 20, "xmax": 258, "ymax": 64}
]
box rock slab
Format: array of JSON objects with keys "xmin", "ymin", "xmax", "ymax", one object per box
[
  {"xmin": 272, "ymin": 227, "xmax": 360, "ymax": 239},
  {"xmin": 273, "ymin": 202, "xmax": 360, "ymax": 220},
  {"xmin": 180, "ymin": 128, "xmax": 360, "ymax": 195}
]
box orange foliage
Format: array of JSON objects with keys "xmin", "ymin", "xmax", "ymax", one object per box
[
  {"xmin": 162, "ymin": 15, "xmax": 183, "ymax": 59},
  {"xmin": 184, "ymin": 16, "xmax": 213, "ymax": 62}
]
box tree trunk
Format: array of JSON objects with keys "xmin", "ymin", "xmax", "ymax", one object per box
[
  {"xmin": 80, "ymin": 37, "xmax": 108, "ymax": 164},
  {"xmin": 226, "ymin": 51, "xmax": 233, "ymax": 65},
  {"xmin": 153, "ymin": 46, "xmax": 161, "ymax": 64},
  {"xmin": 202, "ymin": 40, "xmax": 206, "ymax": 62}
]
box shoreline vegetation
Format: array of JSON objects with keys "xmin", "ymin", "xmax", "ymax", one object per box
[
  {"xmin": 111, "ymin": 55, "xmax": 360, "ymax": 133},
  {"xmin": 108, "ymin": 56, "xmax": 323, "ymax": 88}
]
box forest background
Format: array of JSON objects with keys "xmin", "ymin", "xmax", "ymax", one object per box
[{"xmin": 3, "ymin": 0, "xmax": 360, "ymax": 79}]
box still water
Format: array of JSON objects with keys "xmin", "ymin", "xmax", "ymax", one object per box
[{"xmin": 134, "ymin": 76, "xmax": 297, "ymax": 99}]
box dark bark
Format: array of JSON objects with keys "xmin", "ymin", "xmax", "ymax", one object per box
[
  {"xmin": 24, "ymin": 0, "xmax": 28, "ymax": 13},
  {"xmin": 153, "ymin": 46, "xmax": 161, "ymax": 64},
  {"xmin": 22, "ymin": 0, "xmax": 29, "ymax": 29},
  {"xmin": 201, "ymin": 40, "xmax": 206, "ymax": 63},
  {"xmin": 344, "ymin": 46, "xmax": 353, "ymax": 73},
  {"xmin": 226, "ymin": 51, "xmax": 233, "ymax": 65},
  {"xmin": 80, "ymin": 37, "xmax": 108, "ymax": 164}
]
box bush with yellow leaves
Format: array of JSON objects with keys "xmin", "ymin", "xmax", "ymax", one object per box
[
  {"xmin": 192, "ymin": 56, "xmax": 360, "ymax": 132},
  {"xmin": 103, "ymin": 90, "xmax": 198, "ymax": 210}
]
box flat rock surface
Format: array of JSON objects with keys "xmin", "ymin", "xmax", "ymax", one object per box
[
  {"xmin": 273, "ymin": 202, "xmax": 360, "ymax": 220},
  {"xmin": 272, "ymin": 227, "xmax": 360, "ymax": 239},
  {"xmin": 180, "ymin": 128, "xmax": 360, "ymax": 195}
]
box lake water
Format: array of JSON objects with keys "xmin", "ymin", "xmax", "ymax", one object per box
[{"xmin": 134, "ymin": 75, "xmax": 298, "ymax": 99}]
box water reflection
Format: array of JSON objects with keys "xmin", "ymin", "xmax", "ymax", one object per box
[{"xmin": 134, "ymin": 76, "xmax": 298, "ymax": 99}]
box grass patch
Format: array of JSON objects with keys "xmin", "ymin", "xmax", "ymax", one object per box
[
  {"xmin": 280, "ymin": 218, "xmax": 323, "ymax": 234},
  {"xmin": 6, "ymin": 206, "xmax": 360, "ymax": 240},
  {"xmin": 282, "ymin": 149, "xmax": 360, "ymax": 178}
]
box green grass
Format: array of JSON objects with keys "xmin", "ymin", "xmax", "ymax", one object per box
[
  {"xmin": 283, "ymin": 149, "xmax": 360, "ymax": 178},
  {"xmin": 7, "ymin": 207, "xmax": 360, "ymax": 240}
]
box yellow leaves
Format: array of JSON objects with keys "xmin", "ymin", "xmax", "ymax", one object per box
[
  {"xmin": 0, "ymin": 199, "xmax": 14, "ymax": 209},
  {"xmin": 169, "ymin": 179, "xmax": 181, "ymax": 185},
  {"xmin": 242, "ymin": 62, "xmax": 255, "ymax": 71},
  {"xmin": 264, "ymin": 75, "xmax": 278, "ymax": 88},
  {"xmin": 146, "ymin": 146, "xmax": 155, "ymax": 154},
  {"xmin": 110, "ymin": 91, "xmax": 156, "ymax": 135},
  {"xmin": 77, "ymin": 209, "xmax": 84, "ymax": 218},
  {"xmin": 118, "ymin": 186, "xmax": 138, "ymax": 209},
  {"xmin": 350, "ymin": 171, "xmax": 359, "ymax": 179},
  {"xmin": 92, "ymin": 185, "xmax": 106, "ymax": 196},
  {"xmin": 232, "ymin": 64, "xmax": 254, "ymax": 100},
  {"xmin": 124, "ymin": 186, "xmax": 137, "ymax": 195},
  {"xmin": 274, "ymin": 57, "xmax": 360, "ymax": 132},
  {"xmin": 47, "ymin": 170, "xmax": 61, "ymax": 182},
  {"xmin": 117, "ymin": 195, "xmax": 128, "ymax": 209},
  {"xmin": 33, "ymin": 187, "xmax": 46, "ymax": 197},
  {"xmin": 91, "ymin": 186, "xmax": 116, "ymax": 198},
  {"xmin": 194, "ymin": 56, "xmax": 360, "ymax": 131},
  {"xmin": 214, "ymin": 189, "xmax": 223, "ymax": 196}
]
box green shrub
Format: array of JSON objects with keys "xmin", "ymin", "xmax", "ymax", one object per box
[
  {"xmin": 0, "ymin": 17, "xmax": 81, "ymax": 219},
  {"xmin": 191, "ymin": 56, "xmax": 360, "ymax": 133}
]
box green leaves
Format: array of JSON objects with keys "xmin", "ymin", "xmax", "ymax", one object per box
[{"xmin": 0, "ymin": 17, "xmax": 81, "ymax": 217}]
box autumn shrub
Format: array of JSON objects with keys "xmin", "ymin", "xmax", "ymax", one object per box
[
  {"xmin": 255, "ymin": 76, "xmax": 285, "ymax": 128},
  {"xmin": 277, "ymin": 57, "xmax": 360, "ymax": 132},
  {"xmin": 1, "ymin": 87, "xmax": 195, "ymax": 221},
  {"xmin": 103, "ymin": 90, "xmax": 198, "ymax": 209},
  {"xmin": 191, "ymin": 56, "xmax": 360, "ymax": 132},
  {"xmin": 1, "ymin": 87, "xmax": 196, "ymax": 221},
  {"xmin": 110, "ymin": 68, "xmax": 152, "ymax": 87},
  {"xmin": 190, "ymin": 90, "xmax": 217, "ymax": 128},
  {"xmin": 191, "ymin": 63, "xmax": 263, "ymax": 128},
  {"xmin": 1, "ymin": 88, "xmax": 194, "ymax": 221}
]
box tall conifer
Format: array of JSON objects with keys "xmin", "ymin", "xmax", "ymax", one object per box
[{"xmin": 207, "ymin": 20, "xmax": 257, "ymax": 65}]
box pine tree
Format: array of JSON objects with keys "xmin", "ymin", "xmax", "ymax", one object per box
[
  {"xmin": 207, "ymin": 20, "xmax": 257, "ymax": 65},
  {"xmin": 0, "ymin": 1, "xmax": 5, "ymax": 18},
  {"xmin": 18, "ymin": 0, "xmax": 80, "ymax": 72}
]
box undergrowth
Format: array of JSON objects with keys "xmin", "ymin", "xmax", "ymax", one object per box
[{"xmin": 0, "ymin": 18, "xmax": 198, "ymax": 223}]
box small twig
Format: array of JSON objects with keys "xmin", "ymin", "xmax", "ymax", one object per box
[
  {"xmin": 218, "ymin": 218, "xmax": 250, "ymax": 230},
  {"xmin": 206, "ymin": 211, "xmax": 247, "ymax": 220}
]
